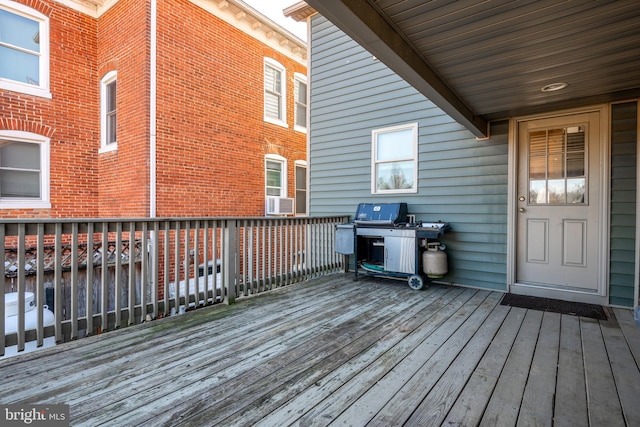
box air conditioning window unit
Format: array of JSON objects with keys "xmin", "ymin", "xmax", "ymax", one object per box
[{"xmin": 266, "ymin": 197, "xmax": 294, "ymax": 215}]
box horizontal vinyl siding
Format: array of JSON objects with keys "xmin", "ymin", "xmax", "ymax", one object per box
[
  {"xmin": 309, "ymin": 16, "xmax": 508, "ymax": 291},
  {"xmin": 609, "ymin": 101, "xmax": 637, "ymax": 307}
]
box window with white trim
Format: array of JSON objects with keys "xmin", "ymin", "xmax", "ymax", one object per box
[
  {"xmin": 265, "ymin": 154, "xmax": 287, "ymax": 197},
  {"xmin": 0, "ymin": 130, "xmax": 50, "ymax": 209},
  {"xmin": 294, "ymin": 73, "xmax": 307, "ymax": 132},
  {"xmin": 0, "ymin": 1, "xmax": 50, "ymax": 98},
  {"xmin": 100, "ymin": 71, "xmax": 117, "ymax": 152},
  {"xmin": 372, "ymin": 123, "xmax": 418, "ymax": 194},
  {"xmin": 264, "ymin": 58, "xmax": 286, "ymax": 127},
  {"xmin": 295, "ymin": 160, "xmax": 307, "ymax": 215}
]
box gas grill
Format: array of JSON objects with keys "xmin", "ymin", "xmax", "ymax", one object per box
[{"xmin": 335, "ymin": 203, "xmax": 449, "ymax": 290}]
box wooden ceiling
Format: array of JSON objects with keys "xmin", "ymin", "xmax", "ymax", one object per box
[{"xmin": 303, "ymin": 0, "xmax": 640, "ymax": 137}]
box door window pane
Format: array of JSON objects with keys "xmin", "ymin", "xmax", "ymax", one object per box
[{"xmin": 528, "ymin": 126, "xmax": 586, "ymax": 205}]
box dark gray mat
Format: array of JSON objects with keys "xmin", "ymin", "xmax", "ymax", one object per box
[{"xmin": 500, "ymin": 293, "xmax": 608, "ymax": 320}]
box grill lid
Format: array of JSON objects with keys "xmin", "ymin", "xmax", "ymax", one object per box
[{"xmin": 354, "ymin": 203, "xmax": 408, "ymax": 225}]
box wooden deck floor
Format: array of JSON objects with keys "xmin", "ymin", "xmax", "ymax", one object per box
[{"xmin": 1, "ymin": 274, "xmax": 639, "ymax": 426}]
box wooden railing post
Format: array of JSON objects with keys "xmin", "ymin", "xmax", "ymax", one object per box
[{"xmin": 223, "ymin": 219, "xmax": 237, "ymax": 305}]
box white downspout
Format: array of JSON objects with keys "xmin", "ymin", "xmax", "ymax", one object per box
[{"xmin": 150, "ymin": 0, "xmax": 157, "ymax": 218}]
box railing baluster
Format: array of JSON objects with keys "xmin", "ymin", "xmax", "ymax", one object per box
[
  {"xmin": 36, "ymin": 223, "xmax": 45, "ymax": 347},
  {"xmin": 128, "ymin": 221, "xmax": 136, "ymax": 326},
  {"xmin": 114, "ymin": 222, "xmax": 122, "ymax": 329},
  {"xmin": 141, "ymin": 222, "xmax": 148, "ymax": 320},
  {"xmin": 54, "ymin": 223, "xmax": 63, "ymax": 343},
  {"xmin": 0, "ymin": 224, "xmax": 5, "ymax": 356},
  {"xmin": 86, "ymin": 223, "xmax": 94, "ymax": 335},
  {"xmin": 151, "ymin": 221, "xmax": 159, "ymax": 316},
  {"xmin": 17, "ymin": 224, "xmax": 26, "ymax": 352},
  {"xmin": 101, "ymin": 222, "xmax": 109, "ymax": 331},
  {"xmin": 163, "ymin": 221, "xmax": 170, "ymax": 315},
  {"xmin": 191, "ymin": 221, "xmax": 197, "ymax": 306},
  {"xmin": 70, "ymin": 223, "xmax": 79, "ymax": 339}
]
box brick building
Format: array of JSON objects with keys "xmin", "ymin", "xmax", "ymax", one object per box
[{"xmin": 0, "ymin": 0, "xmax": 308, "ymax": 219}]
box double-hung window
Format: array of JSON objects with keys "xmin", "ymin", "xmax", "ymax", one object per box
[
  {"xmin": 100, "ymin": 71, "xmax": 117, "ymax": 152},
  {"xmin": 372, "ymin": 123, "xmax": 418, "ymax": 194},
  {"xmin": 294, "ymin": 73, "xmax": 307, "ymax": 132},
  {"xmin": 264, "ymin": 58, "xmax": 286, "ymax": 127},
  {"xmin": 0, "ymin": 1, "xmax": 50, "ymax": 98},
  {"xmin": 295, "ymin": 160, "xmax": 307, "ymax": 215},
  {"xmin": 0, "ymin": 131, "xmax": 50, "ymax": 208},
  {"xmin": 265, "ymin": 155, "xmax": 287, "ymax": 197}
]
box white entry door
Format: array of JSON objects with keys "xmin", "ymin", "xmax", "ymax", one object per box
[{"xmin": 516, "ymin": 110, "xmax": 605, "ymax": 299}]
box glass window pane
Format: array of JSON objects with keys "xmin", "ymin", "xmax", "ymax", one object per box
[
  {"xmin": 567, "ymin": 152, "xmax": 584, "ymax": 177},
  {"xmin": 376, "ymin": 129, "xmax": 413, "ymax": 161},
  {"xmin": 0, "ymin": 140, "xmax": 40, "ymax": 169},
  {"xmin": 295, "ymin": 190, "xmax": 306, "ymax": 214},
  {"xmin": 295, "ymin": 104, "xmax": 306, "ymax": 127},
  {"xmin": 295, "ymin": 165, "xmax": 306, "ymax": 190},
  {"xmin": 529, "ymin": 156, "xmax": 546, "ymax": 179},
  {"xmin": 548, "ymin": 153, "xmax": 565, "ymax": 179},
  {"xmin": 0, "ymin": 10, "xmax": 40, "ymax": 52},
  {"xmin": 547, "ymin": 129, "xmax": 564, "ymax": 153},
  {"xmin": 529, "ymin": 180, "xmax": 546, "ymax": 204},
  {"xmin": 0, "ymin": 169, "xmax": 40, "ymax": 198},
  {"xmin": 265, "ymin": 93, "xmax": 280, "ymax": 119},
  {"xmin": 547, "ymin": 179, "xmax": 565, "ymax": 204},
  {"xmin": 529, "ymin": 131, "xmax": 547, "ymax": 156},
  {"xmin": 296, "ymin": 81, "xmax": 307, "ymax": 104},
  {"xmin": 567, "ymin": 179, "xmax": 585, "ymax": 204},
  {"xmin": 376, "ymin": 161, "xmax": 414, "ymax": 190},
  {"xmin": 0, "ymin": 45, "xmax": 39, "ymax": 84},
  {"xmin": 106, "ymin": 114, "xmax": 117, "ymax": 144},
  {"xmin": 106, "ymin": 81, "xmax": 116, "ymax": 111},
  {"xmin": 264, "ymin": 65, "xmax": 281, "ymax": 94}
]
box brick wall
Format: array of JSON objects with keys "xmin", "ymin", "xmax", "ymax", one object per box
[
  {"xmin": 0, "ymin": 0, "xmax": 98, "ymax": 218},
  {"xmin": 154, "ymin": 0, "xmax": 307, "ymax": 217},
  {"xmin": 0, "ymin": 0, "xmax": 307, "ymax": 219}
]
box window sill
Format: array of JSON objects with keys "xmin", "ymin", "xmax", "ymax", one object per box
[
  {"xmin": 0, "ymin": 200, "xmax": 51, "ymax": 209},
  {"xmin": 264, "ymin": 117, "xmax": 289, "ymax": 129},
  {"xmin": 99, "ymin": 144, "xmax": 118, "ymax": 154},
  {"xmin": 0, "ymin": 80, "xmax": 52, "ymax": 99}
]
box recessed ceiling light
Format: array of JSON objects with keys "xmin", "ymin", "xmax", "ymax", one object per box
[{"xmin": 541, "ymin": 82, "xmax": 568, "ymax": 92}]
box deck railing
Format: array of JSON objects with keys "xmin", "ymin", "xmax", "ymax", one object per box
[{"xmin": 1, "ymin": 216, "xmax": 349, "ymax": 357}]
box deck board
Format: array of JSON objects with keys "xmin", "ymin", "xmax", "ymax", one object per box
[
  {"xmin": 553, "ymin": 315, "xmax": 589, "ymax": 427},
  {"xmin": 0, "ymin": 274, "xmax": 639, "ymax": 427}
]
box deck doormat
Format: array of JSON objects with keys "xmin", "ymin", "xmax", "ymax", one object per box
[{"xmin": 500, "ymin": 294, "xmax": 608, "ymax": 320}]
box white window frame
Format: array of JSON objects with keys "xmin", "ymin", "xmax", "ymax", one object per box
[
  {"xmin": 265, "ymin": 154, "xmax": 287, "ymax": 198},
  {"xmin": 0, "ymin": 130, "xmax": 51, "ymax": 209},
  {"xmin": 0, "ymin": 0, "xmax": 51, "ymax": 98},
  {"xmin": 294, "ymin": 160, "xmax": 307, "ymax": 216},
  {"xmin": 100, "ymin": 71, "xmax": 117, "ymax": 153},
  {"xmin": 371, "ymin": 123, "xmax": 418, "ymax": 194},
  {"xmin": 293, "ymin": 73, "xmax": 307, "ymax": 133},
  {"xmin": 264, "ymin": 58, "xmax": 287, "ymax": 128}
]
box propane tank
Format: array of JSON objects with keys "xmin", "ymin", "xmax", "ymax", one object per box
[{"xmin": 422, "ymin": 242, "xmax": 448, "ymax": 278}]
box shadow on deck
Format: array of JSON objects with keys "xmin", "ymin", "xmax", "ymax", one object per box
[{"xmin": 1, "ymin": 274, "xmax": 639, "ymax": 426}]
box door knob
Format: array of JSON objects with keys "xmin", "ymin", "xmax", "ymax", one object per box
[
  {"xmin": 519, "ymin": 207, "xmax": 525, "ymax": 212},
  {"xmin": 519, "ymin": 196, "xmax": 526, "ymax": 202}
]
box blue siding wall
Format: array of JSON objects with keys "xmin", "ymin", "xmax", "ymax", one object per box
[
  {"xmin": 609, "ymin": 102, "xmax": 637, "ymax": 307},
  {"xmin": 309, "ymin": 16, "xmax": 508, "ymax": 291}
]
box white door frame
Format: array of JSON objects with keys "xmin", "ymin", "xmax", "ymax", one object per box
[{"xmin": 507, "ymin": 104, "xmax": 611, "ymax": 305}]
